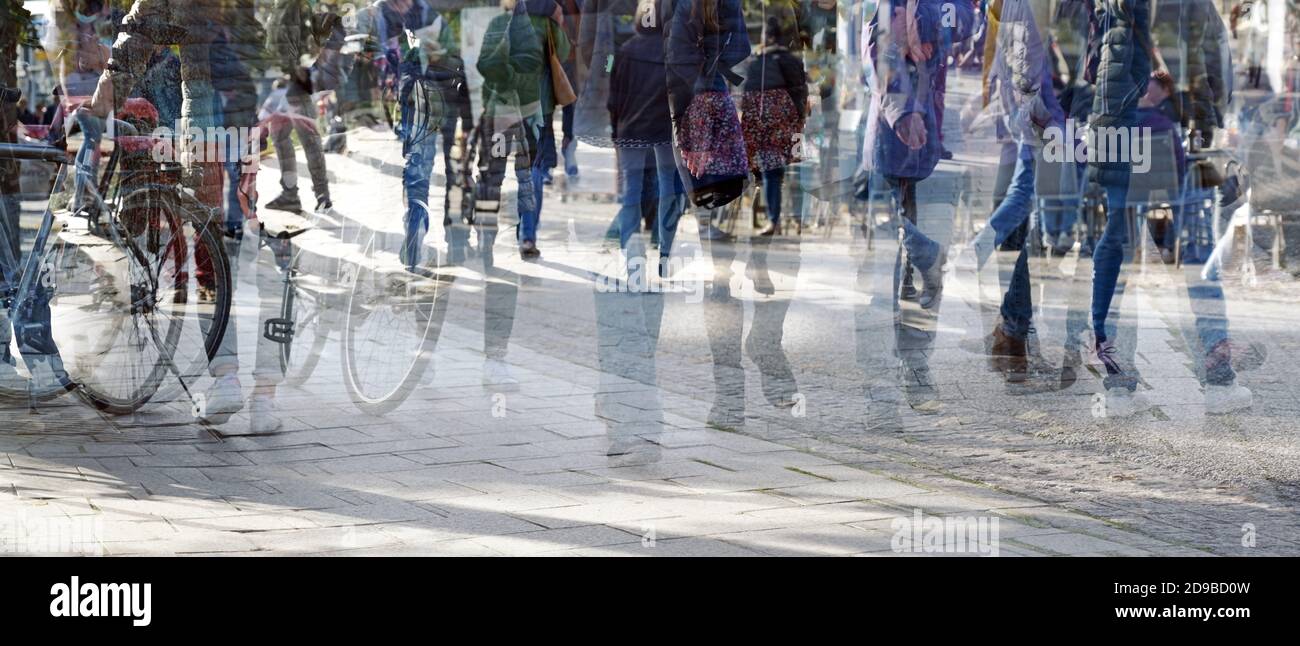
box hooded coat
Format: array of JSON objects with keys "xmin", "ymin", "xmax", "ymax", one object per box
[
  {"xmin": 1087, "ymin": 0, "xmax": 1152, "ymax": 186},
  {"xmin": 863, "ymin": 0, "xmax": 974, "ymax": 180}
]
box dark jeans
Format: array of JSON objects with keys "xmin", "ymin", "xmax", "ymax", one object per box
[
  {"xmin": 540, "ymin": 97, "xmax": 576, "ymax": 171},
  {"xmin": 886, "ymin": 177, "xmax": 942, "ymax": 272},
  {"xmin": 478, "ymin": 116, "xmax": 544, "ymax": 243},
  {"xmin": 761, "ymin": 167, "xmax": 784, "ymax": 224}
]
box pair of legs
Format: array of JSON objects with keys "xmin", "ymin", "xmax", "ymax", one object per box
[
  {"xmin": 758, "ymin": 166, "xmax": 785, "ymax": 227},
  {"xmin": 972, "ymin": 143, "xmax": 1041, "ymax": 340},
  {"xmin": 401, "ymin": 120, "xmax": 457, "ymax": 268},
  {"xmin": 478, "ymin": 114, "xmax": 545, "ymax": 247},
  {"xmin": 884, "ymin": 176, "xmax": 947, "ymax": 309},
  {"xmin": 614, "ymin": 143, "xmax": 685, "ymax": 281},
  {"xmin": 540, "ymin": 94, "xmax": 578, "ymax": 177},
  {"xmin": 1093, "ymin": 181, "xmax": 1240, "ymax": 390},
  {"xmin": 268, "ymin": 92, "xmax": 331, "ymax": 209}
]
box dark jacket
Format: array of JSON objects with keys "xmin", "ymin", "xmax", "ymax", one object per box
[
  {"xmin": 741, "ymin": 46, "xmax": 808, "ymax": 114},
  {"xmin": 607, "ymin": 30, "xmax": 672, "ymax": 146},
  {"xmin": 1087, "ymin": 0, "xmax": 1151, "ymax": 185},
  {"xmin": 1088, "ymin": 0, "xmax": 1151, "ymax": 127},
  {"xmin": 478, "ymin": 1, "xmax": 569, "ymax": 119},
  {"xmin": 664, "ymin": 0, "xmax": 751, "ymax": 121},
  {"xmin": 1150, "ymin": 0, "xmax": 1230, "ymax": 131},
  {"xmin": 267, "ymin": 0, "xmax": 346, "ymax": 95}
]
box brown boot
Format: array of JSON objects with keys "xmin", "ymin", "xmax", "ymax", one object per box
[{"xmin": 990, "ymin": 325, "xmax": 1028, "ymax": 383}]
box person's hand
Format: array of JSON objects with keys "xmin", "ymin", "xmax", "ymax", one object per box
[
  {"xmin": 903, "ymin": 0, "xmax": 933, "ymax": 62},
  {"xmin": 895, "ymin": 112, "xmax": 927, "ymax": 150}
]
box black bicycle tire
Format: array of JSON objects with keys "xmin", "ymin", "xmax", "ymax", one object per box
[
  {"xmin": 340, "ymin": 240, "xmax": 445, "ymax": 416},
  {"xmin": 279, "ymin": 260, "xmax": 331, "ymax": 387},
  {"xmin": 76, "ymin": 202, "xmax": 231, "ymax": 414}
]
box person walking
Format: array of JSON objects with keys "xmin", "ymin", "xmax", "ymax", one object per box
[
  {"xmin": 607, "ymin": 0, "xmax": 685, "ymax": 278},
  {"xmin": 476, "ymin": 0, "xmax": 570, "ymax": 259},
  {"xmin": 263, "ymin": 0, "xmax": 344, "ymax": 213},
  {"xmin": 741, "ymin": 16, "xmax": 808, "ymax": 237}
]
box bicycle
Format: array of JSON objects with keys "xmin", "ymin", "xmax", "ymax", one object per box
[
  {"xmin": 0, "ymin": 94, "xmax": 231, "ymax": 415},
  {"xmin": 258, "ymin": 163, "xmax": 455, "ymax": 417}
]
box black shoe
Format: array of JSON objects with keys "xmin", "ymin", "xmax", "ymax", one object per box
[
  {"xmin": 520, "ymin": 240, "xmax": 540, "ymax": 259},
  {"xmin": 266, "ymin": 192, "xmax": 302, "ymax": 212},
  {"xmin": 900, "ymin": 265, "xmax": 919, "ymax": 301},
  {"xmin": 918, "ymin": 247, "xmax": 947, "ymax": 309},
  {"xmin": 315, "ymin": 197, "xmax": 333, "ymax": 213}
]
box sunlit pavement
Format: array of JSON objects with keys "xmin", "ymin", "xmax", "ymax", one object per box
[{"xmin": 3, "ymin": 70, "xmax": 1298, "ymax": 556}]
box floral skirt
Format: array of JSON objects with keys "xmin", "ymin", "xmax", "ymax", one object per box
[
  {"xmin": 677, "ymin": 90, "xmax": 748, "ymax": 179},
  {"xmin": 741, "ymin": 89, "xmax": 803, "ymax": 172}
]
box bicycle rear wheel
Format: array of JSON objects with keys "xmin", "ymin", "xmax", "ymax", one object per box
[{"xmin": 279, "ymin": 261, "xmax": 342, "ymax": 387}]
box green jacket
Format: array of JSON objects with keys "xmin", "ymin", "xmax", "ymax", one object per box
[{"xmin": 477, "ymin": 7, "xmax": 570, "ymax": 119}]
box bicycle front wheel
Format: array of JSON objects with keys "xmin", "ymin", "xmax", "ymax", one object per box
[
  {"xmin": 61, "ymin": 189, "xmax": 231, "ymax": 414},
  {"xmin": 341, "ymin": 238, "xmax": 450, "ymax": 415}
]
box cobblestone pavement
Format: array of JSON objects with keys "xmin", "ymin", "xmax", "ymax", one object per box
[{"xmin": 2, "ymin": 70, "xmax": 1297, "ymax": 556}]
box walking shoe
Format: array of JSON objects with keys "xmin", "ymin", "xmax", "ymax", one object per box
[
  {"xmin": 606, "ymin": 437, "xmax": 662, "ymax": 465},
  {"xmin": 563, "ymin": 139, "xmax": 580, "ymax": 177},
  {"xmin": 216, "ymin": 395, "xmax": 282, "ymax": 436},
  {"xmin": 918, "ymin": 246, "xmax": 947, "ymax": 309},
  {"xmin": 200, "ymin": 374, "xmax": 244, "ymax": 424},
  {"xmin": 519, "ymin": 240, "xmax": 541, "ymax": 260},
  {"xmin": 1095, "ymin": 338, "xmax": 1125, "ymax": 377},
  {"xmin": 248, "ymin": 396, "xmax": 283, "ymax": 434},
  {"xmin": 315, "ymin": 197, "xmax": 333, "ymax": 213},
  {"xmin": 1051, "ymin": 231, "xmax": 1075, "ymax": 256},
  {"xmin": 483, "ymin": 359, "xmax": 520, "ymax": 390},
  {"xmin": 990, "ymin": 325, "xmax": 1028, "ymax": 383},
  {"xmin": 1104, "ymin": 387, "xmax": 1154, "ymax": 417},
  {"xmin": 541, "ymin": 169, "xmax": 554, "ymax": 186},
  {"xmin": 756, "ymin": 223, "xmax": 778, "ymax": 237},
  {"xmin": 1059, "ymin": 349, "xmax": 1082, "ymax": 390},
  {"xmin": 1206, "ymin": 383, "xmax": 1253, "ymax": 415},
  {"xmin": 265, "ymin": 192, "xmax": 302, "ymax": 212},
  {"xmin": 900, "ymin": 264, "xmax": 919, "ymax": 301}
]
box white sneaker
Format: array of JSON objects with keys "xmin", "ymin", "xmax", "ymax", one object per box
[
  {"xmin": 201, "ymin": 375, "xmax": 244, "ymax": 423},
  {"xmin": 482, "ymin": 359, "xmax": 519, "ymax": 390},
  {"xmin": 1206, "ymin": 383, "xmax": 1253, "ymax": 415},
  {"xmin": 248, "ymin": 396, "xmax": 283, "ymax": 434},
  {"xmin": 1105, "ymin": 387, "xmax": 1154, "ymax": 418}
]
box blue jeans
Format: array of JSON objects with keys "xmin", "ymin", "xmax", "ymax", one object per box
[
  {"xmin": 761, "ymin": 167, "xmax": 784, "ymax": 224},
  {"xmin": 478, "ymin": 116, "xmax": 544, "ymax": 243},
  {"xmin": 1091, "ymin": 182, "xmax": 1130, "ymax": 341},
  {"xmin": 615, "ymin": 144, "xmax": 685, "ymax": 260},
  {"xmin": 72, "ymin": 110, "xmax": 104, "ymax": 212},
  {"xmin": 886, "ymin": 177, "xmax": 942, "ymax": 272},
  {"xmin": 401, "ymin": 123, "xmax": 456, "ymax": 267},
  {"xmin": 979, "ymin": 145, "xmax": 1038, "ymax": 338},
  {"xmin": 977, "ymin": 144, "xmax": 1036, "ymax": 267}
]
